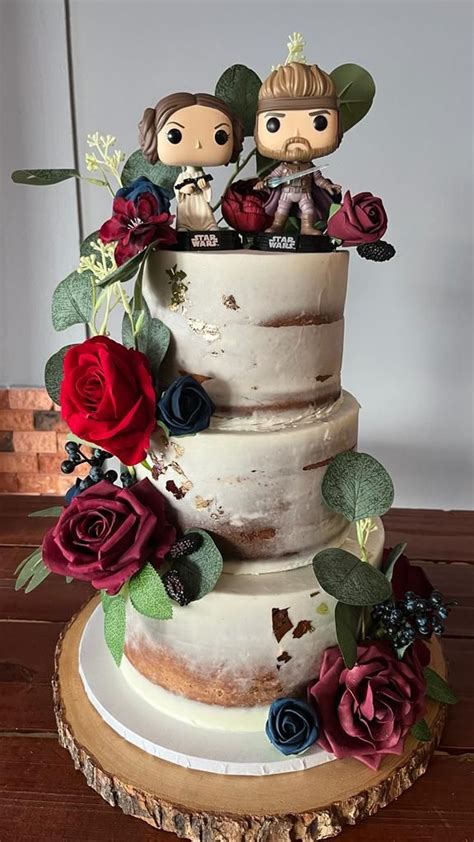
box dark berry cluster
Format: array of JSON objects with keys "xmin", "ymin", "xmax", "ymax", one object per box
[
  {"xmin": 62, "ymin": 441, "xmax": 117, "ymax": 493},
  {"xmin": 167, "ymin": 533, "xmax": 203, "ymax": 561},
  {"xmin": 356, "ymin": 240, "xmax": 396, "ymax": 262},
  {"xmin": 371, "ymin": 590, "xmax": 451, "ymax": 649},
  {"xmin": 162, "ymin": 570, "xmax": 191, "ymax": 606}
]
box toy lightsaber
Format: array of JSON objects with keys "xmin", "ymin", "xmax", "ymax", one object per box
[{"xmin": 266, "ymin": 164, "xmax": 330, "ymax": 189}]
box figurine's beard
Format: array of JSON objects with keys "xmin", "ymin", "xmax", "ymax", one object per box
[{"xmin": 256, "ymin": 136, "xmax": 340, "ymax": 162}]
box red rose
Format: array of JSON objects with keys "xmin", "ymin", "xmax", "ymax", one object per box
[
  {"xmin": 100, "ymin": 192, "xmax": 177, "ymax": 266},
  {"xmin": 382, "ymin": 548, "xmax": 434, "ymax": 601},
  {"xmin": 309, "ymin": 639, "xmax": 428, "ymax": 770},
  {"xmin": 222, "ymin": 179, "xmax": 273, "ymax": 233},
  {"xmin": 42, "ymin": 479, "xmax": 176, "ymax": 594},
  {"xmin": 60, "ymin": 336, "xmax": 156, "ymax": 466},
  {"xmin": 327, "ymin": 191, "xmax": 387, "ymax": 246}
]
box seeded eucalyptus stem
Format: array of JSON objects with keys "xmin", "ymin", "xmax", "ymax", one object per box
[{"xmin": 212, "ymin": 146, "xmax": 257, "ymax": 212}]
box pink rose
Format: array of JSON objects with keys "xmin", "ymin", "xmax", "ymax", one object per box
[
  {"xmin": 308, "ymin": 639, "xmax": 429, "ymax": 769},
  {"xmin": 42, "ymin": 479, "xmax": 176, "ymax": 594},
  {"xmin": 327, "ymin": 191, "xmax": 387, "ymax": 246}
]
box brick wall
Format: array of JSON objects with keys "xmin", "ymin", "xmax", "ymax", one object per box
[{"xmin": 0, "ymin": 388, "xmax": 89, "ymax": 494}]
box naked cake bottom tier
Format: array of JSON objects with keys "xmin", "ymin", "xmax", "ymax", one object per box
[{"xmin": 123, "ymin": 520, "xmax": 385, "ymax": 713}]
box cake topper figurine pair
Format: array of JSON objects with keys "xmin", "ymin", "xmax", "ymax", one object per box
[
  {"xmin": 139, "ymin": 93, "xmax": 243, "ymax": 236},
  {"xmin": 138, "ymin": 59, "xmax": 342, "ymax": 247}
]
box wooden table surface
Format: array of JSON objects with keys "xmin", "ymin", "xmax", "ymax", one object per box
[{"xmin": 0, "ymin": 496, "xmax": 473, "ymax": 842}]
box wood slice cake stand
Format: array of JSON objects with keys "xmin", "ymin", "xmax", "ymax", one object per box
[{"xmin": 53, "ymin": 597, "xmax": 448, "ymax": 841}]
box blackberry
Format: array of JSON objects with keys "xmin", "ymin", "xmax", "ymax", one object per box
[
  {"xmin": 163, "ymin": 570, "xmax": 191, "ymax": 606},
  {"xmin": 61, "ymin": 459, "xmax": 75, "ymax": 474},
  {"xmin": 167, "ymin": 533, "xmax": 203, "ymax": 561},
  {"xmin": 357, "ymin": 240, "xmax": 396, "ymax": 262},
  {"xmin": 65, "ymin": 441, "xmax": 79, "ymax": 455}
]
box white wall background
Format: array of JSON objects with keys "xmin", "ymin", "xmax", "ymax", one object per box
[{"xmin": 1, "ymin": 0, "xmax": 472, "ymax": 509}]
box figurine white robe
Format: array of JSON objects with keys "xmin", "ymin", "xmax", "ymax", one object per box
[{"xmin": 173, "ymin": 167, "xmax": 218, "ymax": 231}]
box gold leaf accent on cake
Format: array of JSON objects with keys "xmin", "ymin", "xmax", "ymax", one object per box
[
  {"xmin": 194, "ymin": 496, "xmax": 213, "ymax": 510},
  {"xmin": 222, "ymin": 294, "xmax": 240, "ymax": 310},
  {"xmin": 292, "ymin": 619, "xmax": 315, "ymax": 638},
  {"xmin": 272, "ymin": 607, "xmax": 294, "ymax": 643},
  {"xmin": 166, "ymin": 264, "xmax": 189, "ymax": 312},
  {"xmin": 178, "ymin": 370, "xmax": 213, "ymax": 384},
  {"xmin": 170, "ymin": 441, "xmax": 185, "ymax": 459},
  {"xmin": 316, "ymin": 602, "xmax": 329, "ymax": 615},
  {"xmin": 187, "ymin": 318, "xmax": 221, "ymax": 342}
]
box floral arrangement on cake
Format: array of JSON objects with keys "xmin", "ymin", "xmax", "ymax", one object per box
[{"xmin": 264, "ymin": 451, "xmax": 457, "ymax": 767}]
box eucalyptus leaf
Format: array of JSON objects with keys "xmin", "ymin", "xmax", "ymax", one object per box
[
  {"xmin": 11, "ymin": 168, "xmax": 80, "ymax": 186},
  {"xmin": 322, "ymin": 451, "xmax": 394, "ymax": 522},
  {"xmin": 313, "ymin": 548, "xmax": 392, "ymax": 606},
  {"xmin": 424, "ymin": 667, "xmax": 458, "ymax": 705},
  {"xmin": 44, "ymin": 345, "xmax": 75, "ymax": 405},
  {"xmin": 129, "ymin": 563, "xmax": 173, "ymax": 619},
  {"xmin": 122, "ymin": 256, "xmax": 170, "ymax": 374},
  {"xmin": 256, "ymin": 152, "xmax": 277, "ymax": 176},
  {"xmin": 52, "ymin": 271, "xmax": 94, "ymax": 331},
  {"xmin": 328, "ymin": 202, "xmax": 342, "ymax": 219},
  {"xmin": 14, "ymin": 547, "xmax": 42, "ymax": 580},
  {"xmin": 383, "ymin": 543, "xmax": 408, "ymax": 582},
  {"xmin": 335, "ymin": 602, "xmax": 361, "ymax": 668},
  {"xmin": 410, "ymin": 718, "xmax": 431, "ymax": 742},
  {"xmin": 28, "ymin": 506, "xmax": 63, "ymax": 518},
  {"xmin": 102, "ymin": 592, "xmax": 127, "ymax": 666},
  {"xmin": 330, "ymin": 64, "xmax": 376, "ymax": 133},
  {"xmin": 24, "ymin": 561, "xmax": 51, "ymax": 593},
  {"xmin": 215, "ymin": 64, "xmax": 262, "ymax": 136},
  {"xmin": 121, "ymin": 150, "xmax": 180, "ymax": 197},
  {"xmin": 80, "ymin": 230, "xmax": 101, "ymax": 258},
  {"xmin": 175, "ymin": 529, "xmax": 223, "ymax": 601}
]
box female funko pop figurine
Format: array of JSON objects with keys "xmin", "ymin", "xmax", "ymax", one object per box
[{"xmin": 139, "ymin": 93, "xmax": 243, "ymax": 234}]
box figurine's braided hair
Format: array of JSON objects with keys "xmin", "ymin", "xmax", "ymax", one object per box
[{"xmin": 139, "ymin": 92, "xmax": 244, "ymax": 165}]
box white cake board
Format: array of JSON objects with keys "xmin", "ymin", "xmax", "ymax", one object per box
[{"xmin": 79, "ymin": 603, "xmax": 335, "ymax": 776}]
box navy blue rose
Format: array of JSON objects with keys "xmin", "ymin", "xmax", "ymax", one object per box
[
  {"xmin": 115, "ymin": 176, "xmax": 170, "ymax": 213},
  {"xmin": 157, "ymin": 375, "xmax": 215, "ymax": 437},
  {"xmin": 65, "ymin": 478, "xmax": 82, "ymax": 505},
  {"xmin": 265, "ymin": 698, "xmax": 319, "ymax": 756}
]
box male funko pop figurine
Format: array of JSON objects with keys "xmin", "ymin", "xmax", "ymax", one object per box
[{"xmin": 255, "ymin": 62, "xmax": 343, "ymax": 236}]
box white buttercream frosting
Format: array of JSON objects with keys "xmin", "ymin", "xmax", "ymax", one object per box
[{"xmin": 143, "ymin": 248, "xmax": 349, "ymax": 413}]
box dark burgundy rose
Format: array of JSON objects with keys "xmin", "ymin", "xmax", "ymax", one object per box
[
  {"xmin": 222, "ymin": 179, "xmax": 273, "ymax": 233},
  {"xmin": 100, "ymin": 192, "xmax": 177, "ymax": 265},
  {"xmin": 42, "ymin": 479, "xmax": 176, "ymax": 594},
  {"xmin": 308, "ymin": 639, "xmax": 428, "ymax": 770},
  {"xmin": 327, "ymin": 191, "xmax": 388, "ymax": 246},
  {"xmin": 382, "ymin": 548, "xmax": 434, "ymax": 600}
]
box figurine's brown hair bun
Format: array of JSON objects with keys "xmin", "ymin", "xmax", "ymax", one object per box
[{"xmin": 138, "ymin": 92, "xmax": 244, "ymax": 165}]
